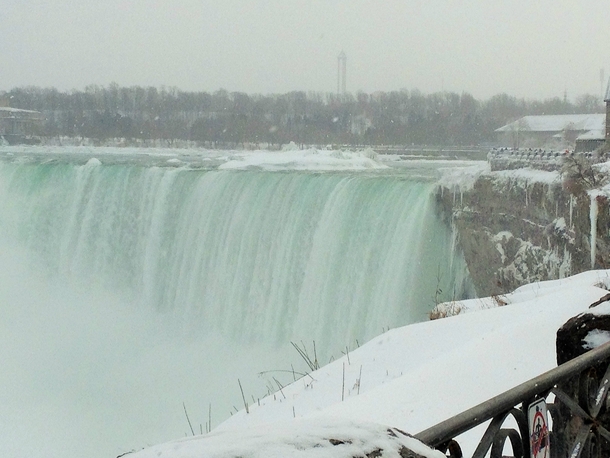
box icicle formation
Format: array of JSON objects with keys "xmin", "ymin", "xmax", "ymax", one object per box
[
  {"xmin": 590, "ymin": 192, "xmax": 599, "ymax": 269},
  {"xmin": 569, "ymin": 195, "xmax": 574, "ymax": 230}
]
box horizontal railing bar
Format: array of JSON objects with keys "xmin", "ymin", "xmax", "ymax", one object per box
[{"xmin": 415, "ymin": 341, "xmax": 610, "ymax": 447}]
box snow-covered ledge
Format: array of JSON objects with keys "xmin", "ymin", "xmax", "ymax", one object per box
[{"xmin": 129, "ymin": 417, "xmax": 443, "ymax": 458}]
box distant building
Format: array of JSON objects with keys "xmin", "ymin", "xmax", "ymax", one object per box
[
  {"xmin": 0, "ymin": 107, "xmax": 43, "ymax": 144},
  {"xmin": 495, "ymin": 114, "xmax": 605, "ymax": 151},
  {"xmin": 574, "ymin": 80, "xmax": 610, "ymax": 152},
  {"xmin": 575, "ymin": 128, "xmax": 606, "ymax": 153}
]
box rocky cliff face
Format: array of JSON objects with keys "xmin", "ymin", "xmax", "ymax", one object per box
[{"xmin": 437, "ymin": 170, "xmax": 610, "ymax": 296}]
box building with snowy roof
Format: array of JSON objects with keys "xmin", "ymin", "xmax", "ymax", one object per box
[
  {"xmin": 495, "ymin": 113, "xmax": 606, "ymax": 151},
  {"xmin": 0, "ymin": 107, "xmax": 43, "ymax": 144}
]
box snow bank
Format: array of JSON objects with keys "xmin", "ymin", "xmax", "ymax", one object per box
[
  {"xmin": 281, "ymin": 141, "xmax": 300, "ymax": 151},
  {"xmin": 131, "ymin": 270, "xmax": 610, "ymax": 458},
  {"xmin": 218, "ymin": 148, "xmax": 388, "ymax": 171},
  {"xmin": 131, "ymin": 417, "xmax": 443, "ymax": 458},
  {"xmin": 434, "ymin": 270, "xmax": 610, "ymax": 317},
  {"xmin": 437, "ymin": 161, "xmax": 489, "ymax": 191},
  {"xmin": 490, "ymin": 167, "xmax": 561, "ymax": 185},
  {"xmin": 434, "ymin": 155, "xmax": 563, "ymax": 196}
]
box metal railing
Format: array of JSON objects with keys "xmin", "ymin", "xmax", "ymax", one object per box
[{"xmin": 414, "ymin": 341, "xmax": 610, "ymax": 458}]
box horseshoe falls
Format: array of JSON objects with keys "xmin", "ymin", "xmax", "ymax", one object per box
[{"xmin": 0, "ymin": 149, "xmax": 473, "ymax": 458}]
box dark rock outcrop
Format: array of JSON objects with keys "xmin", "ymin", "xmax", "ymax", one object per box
[{"xmin": 438, "ymin": 172, "xmax": 610, "ymax": 296}]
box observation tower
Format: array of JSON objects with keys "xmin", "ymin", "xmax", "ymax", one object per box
[{"xmin": 337, "ymin": 51, "xmax": 347, "ymax": 95}]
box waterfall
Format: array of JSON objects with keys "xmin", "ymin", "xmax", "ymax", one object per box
[{"xmin": 0, "ymin": 158, "xmax": 473, "ymax": 458}]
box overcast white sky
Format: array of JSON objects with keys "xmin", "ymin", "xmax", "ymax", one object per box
[{"xmin": 2, "ymin": 0, "xmax": 610, "ymax": 100}]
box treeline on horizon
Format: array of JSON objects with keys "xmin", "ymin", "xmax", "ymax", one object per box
[{"xmin": 1, "ymin": 84, "xmax": 604, "ymax": 147}]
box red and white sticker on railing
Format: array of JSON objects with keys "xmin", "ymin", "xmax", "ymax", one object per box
[{"xmin": 528, "ymin": 398, "xmax": 550, "ymax": 458}]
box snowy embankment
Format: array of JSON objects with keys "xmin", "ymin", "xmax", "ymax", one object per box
[
  {"xmin": 218, "ymin": 144, "xmax": 387, "ymax": 171},
  {"xmin": 131, "ymin": 270, "xmax": 610, "ymax": 458},
  {"xmin": 439, "ymin": 160, "xmax": 560, "ymax": 194}
]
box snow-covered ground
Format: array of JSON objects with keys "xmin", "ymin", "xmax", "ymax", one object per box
[{"xmin": 131, "ymin": 270, "xmax": 610, "ymax": 458}]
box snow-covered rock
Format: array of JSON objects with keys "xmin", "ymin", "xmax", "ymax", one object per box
[{"xmin": 131, "ymin": 417, "xmax": 443, "ymax": 458}]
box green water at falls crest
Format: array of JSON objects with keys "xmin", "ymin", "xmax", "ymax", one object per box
[{"xmin": 0, "ymin": 163, "xmax": 471, "ymax": 352}]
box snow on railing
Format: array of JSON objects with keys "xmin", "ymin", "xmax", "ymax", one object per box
[{"xmin": 488, "ymin": 148, "xmax": 567, "ymax": 172}]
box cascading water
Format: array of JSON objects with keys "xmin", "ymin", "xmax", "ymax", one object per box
[{"xmin": 0, "ymin": 150, "xmax": 474, "ymax": 458}]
